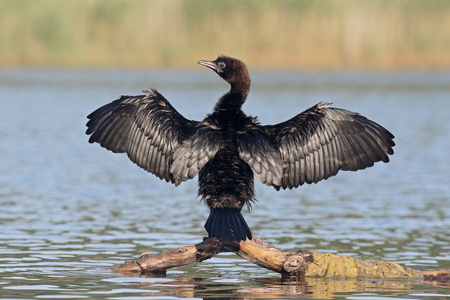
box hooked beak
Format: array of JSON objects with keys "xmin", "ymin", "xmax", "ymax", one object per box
[{"xmin": 198, "ymin": 60, "xmax": 222, "ymax": 73}]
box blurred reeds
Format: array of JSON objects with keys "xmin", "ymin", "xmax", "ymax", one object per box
[{"xmin": 1, "ymin": 0, "xmax": 449, "ymax": 69}]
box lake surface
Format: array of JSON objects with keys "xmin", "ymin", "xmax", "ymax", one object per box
[{"xmin": 0, "ymin": 68, "xmax": 449, "ymax": 299}]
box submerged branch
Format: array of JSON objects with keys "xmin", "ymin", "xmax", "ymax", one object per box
[
  {"xmin": 115, "ymin": 236, "xmax": 312, "ymax": 274},
  {"xmin": 114, "ymin": 235, "xmax": 449, "ymax": 284}
]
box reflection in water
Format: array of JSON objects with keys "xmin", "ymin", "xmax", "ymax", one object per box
[
  {"xmin": 114, "ymin": 273, "xmax": 447, "ymax": 299},
  {"xmin": 0, "ymin": 69, "xmax": 449, "ymax": 299}
]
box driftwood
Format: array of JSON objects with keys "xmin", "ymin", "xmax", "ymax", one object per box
[
  {"xmin": 116, "ymin": 236, "xmax": 313, "ymax": 275},
  {"xmin": 114, "ymin": 235, "xmax": 449, "ymax": 284}
]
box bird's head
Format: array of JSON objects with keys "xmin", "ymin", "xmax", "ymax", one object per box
[{"xmin": 198, "ymin": 55, "xmax": 250, "ymax": 89}]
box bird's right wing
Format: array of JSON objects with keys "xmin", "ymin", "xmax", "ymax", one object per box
[
  {"xmin": 238, "ymin": 102, "xmax": 394, "ymax": 190},
  {"xmin": 86, "ymin": 89, "xmax": 221, "ymax": 185},
  {"xmin": 264, "ymin": 102, "xmax": 395, "ymax": 189}
]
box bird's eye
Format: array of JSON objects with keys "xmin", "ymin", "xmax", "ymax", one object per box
[{"xmin": 218, "ymin": 62, "xmax": 226, "ymax": 69}]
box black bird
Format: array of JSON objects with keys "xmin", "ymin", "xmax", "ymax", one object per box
[{"xmin": 86, "ymin": 55, "xmax": 394, "ymax": 242}]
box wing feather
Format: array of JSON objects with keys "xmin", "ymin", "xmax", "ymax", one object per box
[
  {"xmin": 86, "ymin": 89, "xmax": 220, "ymax": 184},
  {"xmin": 170, "ymin": 122, "xmax": 222, "ymax": 185},
  {"xmin": 236, "ymin": 127, "xmax": 283, "ymax": 187},
  {"xmin": 240, "ymin": 102, "xmax": 394, "ymax": 190}
]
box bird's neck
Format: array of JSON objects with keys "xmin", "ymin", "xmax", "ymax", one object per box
[{"xmin": 214, "ymin": 79, "xmax": 250, "ymax": 113}]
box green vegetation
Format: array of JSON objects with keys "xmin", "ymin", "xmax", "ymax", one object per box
[{"xmin": 1, "ymin": 0, "xmax": 449, "ymax": 69}]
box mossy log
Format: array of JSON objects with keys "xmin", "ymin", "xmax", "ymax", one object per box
[{"xmin": 115, "ymin": 235, "xmax": 449, "ymax": 283}]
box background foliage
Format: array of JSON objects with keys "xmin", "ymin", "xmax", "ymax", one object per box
[{"xmin": 1, "ymin": 0, "xmax": 448, "ymax": 68}]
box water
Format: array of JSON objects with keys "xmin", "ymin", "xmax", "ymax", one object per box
[{"xmin": 0, "ymin": 68, "xmax": 449, "ymax": 299}]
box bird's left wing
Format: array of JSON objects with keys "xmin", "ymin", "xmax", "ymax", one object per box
[
  {"xmin": 238, "ymin": 102, "xmax": 394, "ymax": 190},
  {"xmin": 86, "ymin": 89, "xmax": 221, "ymax": 185}
]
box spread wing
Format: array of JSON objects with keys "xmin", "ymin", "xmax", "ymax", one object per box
[
  {"xmin": 237, "ymin": 127, "xmax": 284, "ymax": 187},
  {"xmin": 239, "ymin": 102, "xmax": 395, "ymax": 190},
  {"xmin": 86, "ymin": 89, "xmax": 220, "ymax": 185}
]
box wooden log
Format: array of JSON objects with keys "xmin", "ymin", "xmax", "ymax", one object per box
[
  {"xmin": 421, "ymin": 269, "xmax": 450, "ymax": 285},
  {"xmin": 115, "ymin": 238, "xmax": 222, "ymax": 274},
  {"xmin": 233, "ymin": 236, "xmax": 313, "ymax": 274},
  {"xmin": 114, "ymin": 235, "xmax": 449, "ymax": 284},
  {"xmin": 115, "ymin": 236, "xmax": 312, "ymax": 274}
]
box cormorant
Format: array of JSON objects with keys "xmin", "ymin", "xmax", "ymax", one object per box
[{"xmin": 86, "ymin": 55, "xmax": 395, "ymax": 242}]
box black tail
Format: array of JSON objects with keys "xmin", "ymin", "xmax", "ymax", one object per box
[{"xmin": 204, "ymin": 208, "xmax": 252, "ymax": 241}]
